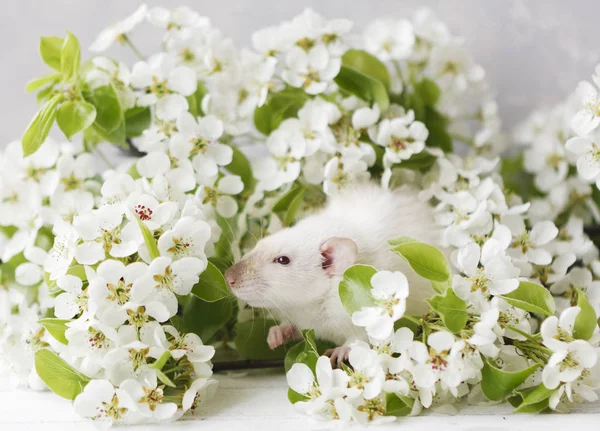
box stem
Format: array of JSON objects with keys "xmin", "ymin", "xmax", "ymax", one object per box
[
  {"xmin": 122, "ymin": 35, "xmax": 145, "ymax": 61},
  {"xmin": 95, "ymin": 145, "xmax": 115, "ymax": 169},
  {"xmin": 402, "ymin": 315, "xmax": 422, "ymax": 326},
  {"xmin": 393, "ymin": 60, "xmax": 405, "ymax": 84},
  {"xmin": 450, "ymin": 133, "xmax": 475, "ymax": 146},
  {"xmin": 212, "ymin": 359, "xmax": 285, "ymax": 372}
]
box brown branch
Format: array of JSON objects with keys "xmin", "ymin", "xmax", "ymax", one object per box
[{"xmin": 212, "ymin": 359, "xmax": 285, "ymax": 372}]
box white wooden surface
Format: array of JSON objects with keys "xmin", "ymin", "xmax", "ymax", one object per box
[{"xmin": 1, "ymin": 369, "xmax": 599, "ymax": 430}]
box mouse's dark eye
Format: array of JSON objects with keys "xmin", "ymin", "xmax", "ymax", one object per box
[{"xmin": 274, "ymin": 256, "xmax": 290, "ymax": 265}]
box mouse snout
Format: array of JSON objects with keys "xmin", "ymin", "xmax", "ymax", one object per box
[{"xmin": 225, "ymin": 261, "xmax": 246, "ymax": 289}]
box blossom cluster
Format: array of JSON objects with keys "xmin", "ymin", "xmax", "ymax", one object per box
[
  {"xmin": 0, "ymin": 138, "xmax": 98, "ymax": 389},
  {"xmin": 249, "ymin": 8, "xmax": 503, "ymax": 197}
]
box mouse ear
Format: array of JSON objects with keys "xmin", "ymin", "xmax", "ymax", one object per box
[{"xmin": 320, "ymin": 237, "xmax": 358, "ymax": 278}]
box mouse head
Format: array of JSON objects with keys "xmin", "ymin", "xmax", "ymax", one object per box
[{"xmin": 225, "ymin": 226, "xmax": 358, "ymax": 309}]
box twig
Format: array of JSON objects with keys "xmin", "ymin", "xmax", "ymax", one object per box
[
  {"xmin": 212, "ymin": 359, "xmax": 285, "ymax": 372},
  {"xmin": 123, "ymin": 35, "xmax": 145, "ymax": 61}
]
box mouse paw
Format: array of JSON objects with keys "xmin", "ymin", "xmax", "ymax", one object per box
[
  {"xmin": 267, "ymin": 324, "xmax": 297, "ymax": 350},
  {"xmin": 325, "ymin": 345, "xmax": 351, "ymax": 368}
]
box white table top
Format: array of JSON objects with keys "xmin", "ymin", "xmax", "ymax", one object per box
[{"xmin": 2, "ymin": 369, "xmax": 599, "ymax": 430}]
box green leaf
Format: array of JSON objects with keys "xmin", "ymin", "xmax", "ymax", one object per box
[
  {"xmin": 191, "ymin": 261, "xmax": 230, "ymax": 302},
  {"xmin": 38, "ymin": 318, "xmax": 71, "ymax": 344},
  {"xmin": 181, "ymin": 296, "xmax": 233, "ymax": 342},
  {"xmin": 573, "ymin": 288, "xmax": 598, "ymax": 340},
  {"xmin": 83, "ymin": 84, "xmax": 122, "ymax": 133},
  {"xmin": 481, "ymin": 358, "xmax": 539, "ymax": 401},
  {"xmin": 125, "ymin": 106, "xmax": 152, "ymax": 138},
  {"xmin": 34, "ymin": 349, "xmax": 90, "ymax": 400},
  {"xmin": 513, "ymin": 384, "xmax": 554, "ymax": 413},
  {"xmin": 500, "ymin": 281, "xmax": 555, "ymax": 317},
  {"xmin": 83, "ymin": 121, "xmax": 127, "ymax": 148},
  {"xmin": 414, "ymin": 79, "xmax": 441, "ymax": 106},
  {"xmin": 39, "ymin": 36, "xmax": 64, "ymax": 71},
  {"xmin": 385, "ymin": 393, "xmax": 415, "ymax": 416},
  {"xmin": 430, "ymin": 279, "xmax": 450, "ymax": 294},
  {"xmin": 394, "ymin": 316, "xmax": 421, "ymax": 335},
  {"xmin": 137, "ymin": 220, "xmax": 159, "ymax": 260},
  {"xmin": 156, "ymin": 369, "xmax": 176, "ymax": 388},
  {"xmin": 254, "ymin": 88, "xmax": 309, "ymax": 135},
  {"xmin": 427, "ymin": 288, "xmax": 468, "ymax": 333},
  {"xmin": 341, "ymin": 49, "xmax": 391, "ymax": 90},
  {"xmin": 389, "ymin": 237, "xmax": 450, "ymax": 282},
  {"xmin": 226, "ymin": 146, "xmax": 256, "ymax": 193},
  {"xmin": 397, "ymin": 151, "xmax": 438, "ymax": 170},
  {"xmin": 26, "ymin": 73, "xmax": 60, "ymax": 93},
  {"xmin": 22, "ymin": 93, "xmax": 63, "ymax": 157},
  {"xmin": 338, "ymin": 264, "xmax": 378, "ymax": 316},
  {"xmin": 60, "ymin": 32, "xmax": 81, "ymax": 83},
  {"xmin": 234, "ymin": 318, "xmax": 288, "ymax": 360},
  {"xmin": 56, "ymin": 101, "xmax": 97, "ymax": 140},
  {"xmin": 186, "ymin": 81, "xmax": 208, "ymax": 117},
  {"xmin": 272, "ymin": 184, "xmax": 307, "ymax": 227},
  {"xmin": 334, "ymin": 65, "xmax": 389, "ymax": 112}
]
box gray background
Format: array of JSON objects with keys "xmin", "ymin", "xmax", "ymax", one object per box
[{"xmin": 2, "ymin": 0, "xmax": 599, "ymax": 147}]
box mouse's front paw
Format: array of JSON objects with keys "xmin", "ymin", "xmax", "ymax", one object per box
[
  {"xmin": 267, "ymin": 324, "xmax": 297, "ymax": 350},
  {"xmin": 325, "ymin": 345, "xmax": 351, "ymax": 368}
]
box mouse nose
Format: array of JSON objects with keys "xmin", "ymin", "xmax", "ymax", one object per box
[{"xmin": 225, "ymin": 264, "xmax": 239, "ymax": 288}]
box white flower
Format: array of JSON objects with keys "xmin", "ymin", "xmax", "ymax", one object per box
[
  {"xmin": 157, "ymin": 216, "xmax": 211, "ymax": 261},
  {"xmin": 88, "ymin": 260, "xmax": 147, "ymax": 327},
  {"xmin": 147, "ymin": 6, "xmax": 210, "ymax": 32},
  {"xmin": 15, "ymin": 245, "xmax": 47, "ymax": 286},
  {"xmin": 468, "ymin": 301, "xmax": 500, "ymax": 357},
  {"xmin": 347, "ymin": 341, "xmax": 386, "ymax": 399},
  {"xmin": 352, "ymin": 271, "xmax": 409, "ymax": 340},
  {"xmin": 170, "ymin": 113, "xmax": 233, "ymax": 179},
  {"xmin": 541, "ymin": 307, "xmax": 582, "ymax": 352},
  {"xmin": 73, "ymin": 379, "xmax": 130, "ymax": 425},
  {"xmin": 196, "ymin": 175, "xmax": 244, "ymax": 218},
  {"xmin": 161, "ymin": 326, "xmax": 215, "ymax": 364},
  {"xmin": 182, "ymin": 378, "xmax": 218, "ymax": 414},
  {"xmin": 453, "ymin": 239, "xmax": 520, "ymax": 298},
  {"xmin": 131, "ymin": 256, "xmax": 206, "ymax": 318},
  {"xmin": 565, "ymin": 136, "xmax": 600, "ymax": 187},
  {"xmin": 126, "ymin": 192, "xmax": 177, "ymax": 231},
  {"xmin": 364, "ymin": 19, "xmax": 415, "ymax": 61},
  {"xmin": 120, "ymin": 372, "xmax": 178, "ymax": 421},
  {"xmin": 571, "ymin": 80, "xmax": 600, "ymax": 137},
  {"xmin": 542, "ymin": 340, "xmax": 598, "ymax": 390},
  {"xmin": 54, "ymin": 275, "xmax": 87, "ymax": 319},
  {"xmin": 89, "ymin": 4, "xmax": 148, "ymax": 52},
  {"xmin": 428, "ymin": 41, "xmax": 485, "ymax": 93},
  {"xmin": 73, "ymin": 206, "xmax": 142, "ymax": 265},
  {"xmin": 282, "ymin": 44, "xmax": 341, "ymax": 95},
  {"xmin": 323, "ymin": 156, "xmax": 369, "ymax": 196},
  {"xmin": 131, "ymin": 53, "xmax": 197, "ymax": 106},
  {"xmin": 506, "ymin": 220, "xmax": 558, "ymax": 265},
  {"xmin": 523, "ymin": 136, "xmax": 568, "ymax": 192},
  {"xmin": 287, "ymin": 356, "xmax": 352, "ymax": 420},
  {"xmin": 44, "ymin": 220, "xmax": 79, "ymax": 280},
  {"xmin": 376, "ymin": 117, "xmax": 428, "ymax": 164}
]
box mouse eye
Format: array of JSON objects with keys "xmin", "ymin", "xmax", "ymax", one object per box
[{"xmin": 274, "ymin": 256, "xmax": 290, "ymax": 265}]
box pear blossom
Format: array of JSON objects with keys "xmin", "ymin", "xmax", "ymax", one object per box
[
  {"xmin": 73, "ymin": 379, "xmax": 131, "ymax": 425},
  {"xmin": 571, "ymin": 80, "xmax": 600, "ymax": 137},
  {"xmin": 54, "ymin": 274, "xmax": 88, "ymax": 319},
  {"xmin": 157, "ymin": 216, "xmax": 211, "ymax": 260},
  {"xmin": 364, "ymin": 19, "xmax": 415, "ymax": 61},
  {"xmin": 286, "ymin": 356, "xmax": 353, "ymax": 421},
  {"xmin": 196, "ymin": 175, "xmax": 244, "ymax": 218},
  {"xmin": 131, "ymin": 256, "xmax": 206, "ymax": 318},
  {"xmin": 282, "ymin": 45, "xmax": 341, "ymax": 95},
  {"xmin": 506, "ymin": 220, "xmax": 558, "ymax": 265},
  {"xmin": 352, "ymin": 271, "xmax": 409, "ymax": 340},
  {"xmin": 147, "ymin": 6, "xmax": 210, "ymax": 32},
  {"xmin": 119, "ymin": 372, "xmax": 178, "ymax": 421},
  {"xmin": 565, "ymin": 136, "xmax": 600, "ymax": 187},
  {"xmin": 376, "ymin": 116, "xmax": 428, "ymax": 164},
  {"xmin": 131, "ymin": 53, "xmax": 197, "ymax": 106},
  {"xmin": 323, "ymin": 156, "xmax": 369, "ymax": 196},
  {"xmin": 89, "ymin": 4, "xmax": 148, "ymax": 52}
]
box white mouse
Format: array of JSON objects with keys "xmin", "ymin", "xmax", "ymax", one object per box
[{"xmin": 225, "ymin": 183, "xmax": 442, "ymax": 364}]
